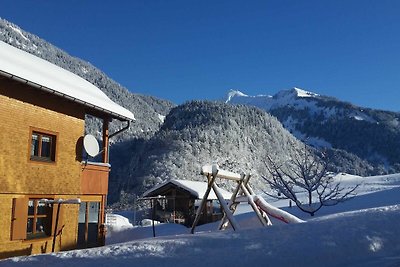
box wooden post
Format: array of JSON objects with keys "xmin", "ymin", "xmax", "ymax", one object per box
[
  {"xmin": 243, "ymin": 176, "xmax": 272, "ymax": 226},
  {"xmin": 191, "ymin": 174, "xmax": 215, "ymax": 234},
  {"xmin": 151, "ymin": 199, "xmax": 156, "ymax": 237},
  {"xmin": 102, "ymin": 117, "xmax": 109, "ymax": 163},
  {"xmin": 212, "ymin": 183, "xmax": 239, "ymax": 230},
  {"xmin": 218, "ymin": 173, "xmax": 245, "ymax": 230},
  {"xmin": 100, "ymin": 195, "xmax": 106, "ymax": 246},
  {"xmin": 52, "ymin": 203, "xmax": 61, "ymax": 252},
  {"xmin": 173, "ymin": 189, "xmax": 176, "ymax": 223},
  {"xmin": 240, "ymin": 183, "xmax": 271, "ymax": 226}
]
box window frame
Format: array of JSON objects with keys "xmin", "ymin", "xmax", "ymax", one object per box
[
  {"xmin": 28, "ymin": 127, "xmax": 58, "ymax": 163},
  {"xmin": 11, "ymin": 196, "xmax": 60, "ymax": 241},
  {"xmin": 26, "ymin": 198, "xmax": 53, "ymax": 240}
]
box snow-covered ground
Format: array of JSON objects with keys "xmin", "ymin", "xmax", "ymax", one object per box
[{"xmin": 1, "ymin": 173, "xmax": 400, "ymax": 267}]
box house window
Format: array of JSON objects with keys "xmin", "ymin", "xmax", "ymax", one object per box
[
  {"xmin": 30, "ymin": 130, "xmax": 57, "ymax": 162},
  {"xmin": 27, "ymin": 199, "xmax": 52, "ymax": 239}
]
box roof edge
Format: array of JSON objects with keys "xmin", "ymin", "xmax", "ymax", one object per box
[{"xmin": 0, "ymin": 69, "xmax": 135, "ymax": 121}]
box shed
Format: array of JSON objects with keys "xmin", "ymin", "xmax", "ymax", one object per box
[{"xmin": 142, "ymin": 180, "xmax": 232, "ymax": 226}]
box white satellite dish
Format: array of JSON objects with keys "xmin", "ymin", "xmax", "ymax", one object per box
[{"xmin": 83, "ymin": 134, "xmax": 100, "ymax": 157}]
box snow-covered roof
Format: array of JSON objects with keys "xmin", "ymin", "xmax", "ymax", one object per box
[
  {"xmin": 143, "ymin": 179, "xmax": 232, "ymax": 200},
  {"xmin": 0, "ymin": 41, "xmax": 135, "ymax": 121}
]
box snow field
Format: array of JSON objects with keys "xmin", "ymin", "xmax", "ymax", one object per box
[{"xmin": 1, "ymin": 173, "xmax": 399, "ymax": 267}]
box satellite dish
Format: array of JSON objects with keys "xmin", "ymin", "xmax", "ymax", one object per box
[{"xmin": 83, "ymin": 134, "xmax": 100, "ymax": 157}]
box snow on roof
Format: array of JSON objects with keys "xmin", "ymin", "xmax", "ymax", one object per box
[
  {"xmin": 0, "ymin": 41, "xmax": 135, "ymax": 121},
  {"xmin": 143, "ymin": 179, "xmax": 232, "ymax": 200}
]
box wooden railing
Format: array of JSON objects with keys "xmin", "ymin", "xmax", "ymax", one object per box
[{"xmin": 81, "ymin": 162, "xmax": 110, "ymax": 194}]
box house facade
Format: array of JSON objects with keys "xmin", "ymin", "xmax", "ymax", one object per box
[{"xmin": 0, "ymin": 41, "xmax": 135, "ymax": 259}]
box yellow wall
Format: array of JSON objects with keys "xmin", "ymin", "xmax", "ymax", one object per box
[
  {"xmin": 0, "ymin": 194, "xmax": 80, "ymax": 259},
  {"xmin": 0, "ymin": 79, "xmax": 105, "ymax": 259},
  {"xmin": 0, "ymin": 80, "xmax": 85, "ymax": 194}
]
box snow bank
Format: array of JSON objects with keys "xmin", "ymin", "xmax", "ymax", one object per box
[
  {"xmin": 106, "ymin": 214, "xmax": 133, "ymax": 234},
  {"xmin": 106, "ymin": 222, "xmax": 188, "ymax": 245},
  {"xmin": 1, "ymin": 174, "xmax": 399, "ymax": 267},
  {"xmin": 3, "ymin": 205, "xmax": 400, "ymax": 267}
]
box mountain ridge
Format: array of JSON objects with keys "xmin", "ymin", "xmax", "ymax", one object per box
[
  {"xmin": 1, "ymin": 18, "xmax": 394, "ymax": 206},
  {"xmin": 226, "ymin": 88, "xmax": 400, "ymax": 174}
]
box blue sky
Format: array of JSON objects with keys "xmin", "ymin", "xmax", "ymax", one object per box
[{"xmin": 1, "ymin": 1, "xmax": 400, "ymax": 111}]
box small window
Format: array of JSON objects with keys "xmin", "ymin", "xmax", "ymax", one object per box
[
  {"xmin": 27, "ymin": 199, "xmax": 52, "ymax": 239},
  {"xmin": 30, "ymin": 130, "xmax": 57, "ymax": 162}
]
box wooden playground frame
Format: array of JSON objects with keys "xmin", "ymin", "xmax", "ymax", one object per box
[{"xmin": 191, "ymin": 164, "xmax": 304, "ymax": 233}]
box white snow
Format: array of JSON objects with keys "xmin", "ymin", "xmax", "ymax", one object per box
[
  {"xmin": 8, "ymin": 25, "xmax": 29, "ymax": 41},
  {"xmin": 253, "ymin": 195, "xmax": 305, "ymax": 223},
  {"xmin": 143, "ymin": 179, "xmax": 232, "ymax": 200},
  {"xmin": 349, "ymin": 111, "xmax": 376, "ymax": 123},
  {"xmin": 293, "ymin": 87, "xmax": 319, "ymax": 98},
  {"xmin": 157, "ymin": 113, "xmax": 166, "ymax": 123},
  {"xmin": 105, "ymin": 213, "xmax": 133, "ymax": 234},
  {"xmin": 225, "ymin": 89, "xmax": 272, "ymax": 105},
  {"xmin": 0, "ymin": 41, "xmax": 135, "ymax": 121},
  {"xmin": 225, "ymin": 89, "xmax": 249, "ymax": 103},
  {"xmin": 226, "ymin": 87, "xmax": 321, "ymax": 113},
  {"xmin": 201, "ymin": 164, "xmax": 243, "ymax": 181},
  {"xmin": 1, "ymin": 173, "xmax": 400, "ymax": 267}
]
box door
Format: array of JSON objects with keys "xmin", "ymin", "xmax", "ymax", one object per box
[{"xmin": 77, "ymin": 202, "xmax": 100, "ymax": 248}]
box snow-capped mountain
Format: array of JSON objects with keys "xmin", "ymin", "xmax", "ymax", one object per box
[
  {"xmin": 1, "ymin": 16, "xmax": 395, "ymax": 205},
  {"xmin": 226, "ymin": 88, "xmax": 400, "ymax": 174}
]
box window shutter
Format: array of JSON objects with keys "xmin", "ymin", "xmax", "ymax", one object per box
[{"xmin": 11, "ymin": 197, "xmax": 28, "ymax": 240}]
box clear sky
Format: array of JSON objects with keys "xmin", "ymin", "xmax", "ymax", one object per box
[{"xmin": 1, "ymin": 1, "xmax": 400, "ymax": 111}]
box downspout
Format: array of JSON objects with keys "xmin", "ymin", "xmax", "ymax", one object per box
[
  {"xmin": 105, "ymin": 119, "xmax": 132, "ymax": 162},
  {"xmin": 109, "ymin": 120, "xmax": 131, "ymax": 139},
  {"xmin": 101, "ymin": 118, "xmax": 132, "ymax": 238}
]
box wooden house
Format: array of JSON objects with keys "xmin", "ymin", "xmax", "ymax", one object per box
[
  {"xmin": 0, "ymin": 41, "xmax": 135, "ymax": 259},
  {"xmin": 142, "ymin": 180, "xmax": 232, "ymax": 227}
]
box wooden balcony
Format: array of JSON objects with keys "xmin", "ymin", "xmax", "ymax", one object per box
[{"xmin": 81, "ymin": 162, "xmax": 110, "ymax": 195}]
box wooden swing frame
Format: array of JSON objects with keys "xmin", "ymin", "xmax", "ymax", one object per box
[{"xmin": 191, "ymin": 164, "xmax": 272, "ymax": 234}]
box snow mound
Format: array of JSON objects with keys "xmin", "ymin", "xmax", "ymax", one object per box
[{"xmin": 4, "ymin": 205, "xmax": 400, "ymax": 267}]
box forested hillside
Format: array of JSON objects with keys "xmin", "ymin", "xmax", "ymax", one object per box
[{"xmin": 109, "ymin": 101, "xmax": 307, "ymax": 201}]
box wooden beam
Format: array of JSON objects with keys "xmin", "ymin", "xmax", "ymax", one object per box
[
  {"xmin": 102, "ymin": 118, "xmax": 109, "ymax": 163},
  {"xmin": 191, "ymin": 174, "xmax": 215, "ymax": 234}
]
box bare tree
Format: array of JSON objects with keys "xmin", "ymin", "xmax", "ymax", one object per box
[{"xmin": 262, "ymin": 145, "xmax": 358, "ymax": 216}]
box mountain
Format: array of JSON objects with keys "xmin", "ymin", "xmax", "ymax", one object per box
[
  {"xmin": 1, "ymin": 18, "xmax": 386, "ymax": 205},
  {"xmin": 1, "ymin": 19, "xmax": 306, "ymax": 202},
  {"xmin": 226, "ymin": 88, "xmax": 400, "ymax": 174},
  {"xmin": 0, "ymin": 18, "xmax": 175, "ymax": 140},
  {"xmin": 110, "ymin": 100, "xmax": 308, "ymax": 201}
]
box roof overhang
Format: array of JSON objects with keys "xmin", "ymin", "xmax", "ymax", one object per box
[{"xmin": 0, "ymin": 41, "xmax": 135, "ymax": 121}]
